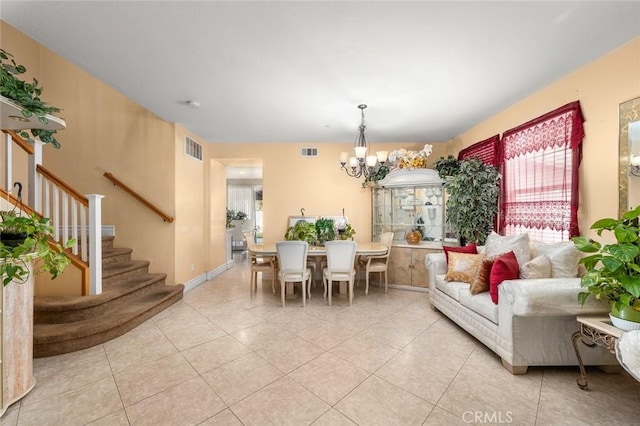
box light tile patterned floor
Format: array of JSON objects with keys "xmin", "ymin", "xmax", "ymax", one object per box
[{"xmin": 3, "ymin": 254, "xmax": 639, "ymax": 425}]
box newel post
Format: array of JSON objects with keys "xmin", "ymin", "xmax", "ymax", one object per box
[
  {"xmin": 86, "ymin": 194, "xmax": 104, "ymax": 295},
  {"xmin": 28, "ymin": 140, "xmax": 43, "ymax": 212},
  {"xmin": 3, "ymin": 132, "xmax": 12, "ymax": 192}
]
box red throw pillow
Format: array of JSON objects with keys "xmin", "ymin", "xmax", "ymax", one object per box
[
  {"xmin": 443, "ymin": 243, "xmax": 478, "ymax": 263},
  {"xmin": 489, "ymin": 251, "xmax": 519, "ymax": 304}
]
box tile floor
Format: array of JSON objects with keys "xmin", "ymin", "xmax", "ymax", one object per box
[{"xmin": 2, "ymin": 254, "xmax": 639, "ymax": 426}]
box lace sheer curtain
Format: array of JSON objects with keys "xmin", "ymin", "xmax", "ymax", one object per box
[{"xmin": 499, "ymin": 101, "xmax": 584, "ymax": 242}]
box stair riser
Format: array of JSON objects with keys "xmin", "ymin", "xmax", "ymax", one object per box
[
  {"xmin": 35, "ymin": 277, "xmax": 171, "ymax": 324},
  {"xmin": 102, "ymin": 264, "xmax": 151, "ymax": 288},
  {"xmin": 34, "ymin": 290, "xmax": 183, "ymax": 358},
  {"xmin": 102, "ymin": 251, "xmax": 133, "ymax": 266}
]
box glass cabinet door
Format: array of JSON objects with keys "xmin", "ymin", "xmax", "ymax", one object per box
[{"xmin": 372, "ymin": 182, "xmax": 445, "ymax": 244}]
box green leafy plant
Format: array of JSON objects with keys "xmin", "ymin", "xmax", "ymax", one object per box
[
  {"xmin": 434, "ymin": 155, "xmax": 461, "ymax": 179},
  {"xmin": 572, "ymin": 205, "xmax": 640, "ymax": 314},
  {"xmin": 315, "ymin": 218, "xmax": 336, "ymax": 244},
  {"xmin": 0, "ymin": 212, "xmax": 75, "ymax": 286},
  {"xmin": 0, "ymin": 49, "xmax": 62, "ymax": 148},
  {"xmin": 338, "ymin": 223, "xmax": 356, "ymax": 240},
  {"xmin": 445, "ymin": 157, "xmax": 500, "ymax": 245},
  {"xmin": 284, "ymin": 220, "xmax": 317, "ymax": 245},
  {"xmin": 363, "ymin": 164, "xmax": 391, "ymax": 188},
  {"xmin": 226, "ymin": 209, "xmax": 248, "ymax": 228}
]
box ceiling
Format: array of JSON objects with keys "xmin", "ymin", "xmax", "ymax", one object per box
[{"xmin": 2, "ymin": 1, "xmax": 639, "ymax": 144}]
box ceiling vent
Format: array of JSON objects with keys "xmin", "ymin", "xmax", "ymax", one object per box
[
  {"xmin": 184, "ymin": 136, "xmax": 203, "ymax": 162},
  {"xmin": 301, "ymin": 147, "xmax": 318, "ymax": 157}
]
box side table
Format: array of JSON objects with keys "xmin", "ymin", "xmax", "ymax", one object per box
[{"xmin": 572, "ymin": 315, "xmax": 624, "ymax": 390}]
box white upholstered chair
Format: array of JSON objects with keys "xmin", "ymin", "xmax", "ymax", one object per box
[
  {"xmin": 360, "ymin": 231, "xmax": 394, "ymax": 295},
  {"xmin": 322, "ymin": 240, "xmax": 357, "ymax": 306},
  {"xmin": 276, "ymin": 241, "xmax": 312, "ymax": 307}
]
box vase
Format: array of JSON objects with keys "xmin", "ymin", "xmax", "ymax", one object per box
[
  {"xmin": 610, "ymin": 301, "xmax": 640, "ymax": 331},
  {"xmin": 1, "ymin": 232, "xmax": 27, "ymax": 247},
  {"xmin": 405, "ymin": 231, "xmax": 421, "ymax": 245}
]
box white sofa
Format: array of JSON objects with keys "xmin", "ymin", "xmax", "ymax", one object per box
[{"xmin": 425, "ymin": 237, "xmax": 618, "ymax": 374}]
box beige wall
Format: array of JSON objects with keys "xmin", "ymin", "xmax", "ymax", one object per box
[
  {"xmin": 210, "ymin": 142, "xmax": 448, "ymax": 243},
  {"xmin": 453, "ymin": 37, "xmax": 640, "ymax": 240}
]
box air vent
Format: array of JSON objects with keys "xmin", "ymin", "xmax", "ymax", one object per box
[
  {"xmin": 301, "ymin": 147, "xmax": 318, "ymax": 157},
  {"xmin": 184, "ymin": 136, "xmax": 203, "ymax": 161}
]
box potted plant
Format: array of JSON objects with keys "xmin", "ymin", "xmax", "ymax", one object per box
[
  {"xmin": 445, "ymin": 157, "xmax": 500, "ymax": 245},
  {"xmin": 0, "ymin": 49, "xmax": 63, "ymax": 148},
  {"xmin": 315, "ymin": 218, "xmax": 335, "ymax": 245},
  {"xmin": 0, "ymin": 212, "xmax": 75, "ymax": 286},
  {"xmin": 284, "ymin": 220, "xmax": 317, "ymax": 245},
  {"xmin": 434, "ymin": 155, "xmax": 461, "ymax": 179},
  {"xmin": 338, "ymin": 223, "xmax": 356, "ymax": 240},
  {"xmin": 572, "ymin": 205, "xmax": 640, "ymax": 330}
]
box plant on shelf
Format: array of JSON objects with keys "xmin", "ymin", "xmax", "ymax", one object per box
[
  {"xmin": 445, "ymin": 157, "xmax": 500, "ymax": 245},
  {"xmin": 572, "ymin": 205, "xmax": 640, "ymax": 327},
  {"xmin": 338, "ymin": 223, "xmax": 356, "ymax": 240},
  {"xmin": 315, "ymin": 218, "xmax": 336, "ymax": 245},
  {"xmin": 284, "ymin": 220, "xmax": 317, "ymax": 245},
  {"xmin": 434, "ymin": 155, "xmax": 461, "ymax": 179},
  {"xmin": 226, "ymin": 209, "xmax": 248, "ymax": 228},
  {"xmin": 0, "ymin": 49, "xmax": 63, "ymax": 148},
  {"xmin": 0, "ymin": 211, "xmax": 75, "ymax": 286},
  {"xmin": 388, "ymin": 144, "xmax": 434, "ymax": 170}
]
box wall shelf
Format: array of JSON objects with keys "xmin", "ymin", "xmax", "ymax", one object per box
[{"xmin": 1, "ymin": 95, "xmax": 66, "ymax": 131}]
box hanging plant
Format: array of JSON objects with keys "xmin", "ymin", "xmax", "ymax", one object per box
[
  {"xmin": 434, "ymin": 155, "xmax": 461, "ymax": 178},
  {"xmin": 0, "ymin": 49, "xmax": 63, "ymax": 148}
]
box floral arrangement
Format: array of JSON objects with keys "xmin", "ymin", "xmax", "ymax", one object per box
[{"xmin": 388, "ymin": 144, "xmax": 433, "ymax": 170}]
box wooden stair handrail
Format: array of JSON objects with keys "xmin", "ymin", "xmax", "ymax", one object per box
[
  {"xmin": 2, "ymin": 129, "xmax": 34, "ymax": 154},
  {"xmin": 103, "ymin": 172, "xmax": 175, "ymax": 223},
  {"xmin": 37, "ymin": 165, "xmax": 89, "ymax": 207}
]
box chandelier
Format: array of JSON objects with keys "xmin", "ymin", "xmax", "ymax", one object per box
[{"xmin": 339, "ymin": 104, "xmax": 388, "ymax": 179}]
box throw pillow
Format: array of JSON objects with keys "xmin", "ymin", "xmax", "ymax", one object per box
[
  {"xmin": 470, "ymin": 257, "xmax": 495, "ymax": 294},
  {"xmin": 489, "ymin": 251, "xmax": 520, "ymax": 304},
  {"xmin": 530, "ymin": 241, "xmax": 582, "ymax": 278},
  {"xmin": 443, "ymin": 244, "xmax": 478, "ymax": 263},
  {"xmin": 520, "ymin": 255, "xmax": 552, "ymax": 279},
  {"xmin": 484, "ymin": 232, "xmax": 531, "ymax": 274},
  {"xmin": 444, "ymin": 252, "xmax": 486, "ymax": 284}
]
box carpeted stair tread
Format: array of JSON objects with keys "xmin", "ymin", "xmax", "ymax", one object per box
[
  {"xmin": 34, "ymin": 286, "xmax": 184, "ymax": 343},
  {"xmin": 102, "ymin": 260, "xmax": 150, "ymax": 279},
  {"xmin": 34, "ymin": 273, "xmax": 168, "ymax": 311},
  {"xmin": 102, "ymin": 247, "xmax": 133, "ymax": 264},
  {"xmin": 34, "ymin": 285, "xmax": 184, "ymax": 357}
]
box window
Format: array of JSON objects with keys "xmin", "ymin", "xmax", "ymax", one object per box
[
  {"xmin": 458, "ymin": 134, "xmax": 500, "ymax": 166},
  {"xmin": 499, "ymin": 101, "xmax": 584, "ymax": 242}
]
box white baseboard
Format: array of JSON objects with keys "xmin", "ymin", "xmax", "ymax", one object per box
[{"xmin": 183, "ymin": 263, "xmax": 232, "ymax": 293}]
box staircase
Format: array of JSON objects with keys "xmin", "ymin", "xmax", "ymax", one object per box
[{"xmin": 33, "ymin": 235, "xmax": 184, "ymax": 358}]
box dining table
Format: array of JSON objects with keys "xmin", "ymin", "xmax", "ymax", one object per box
[{"xmin": 247, "ymin": 241, "xmax": 388, "ymax": 299}]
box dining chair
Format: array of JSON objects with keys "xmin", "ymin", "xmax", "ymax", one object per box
[
  {"xmin": 276, "ymin": 241, "xmax": 312, "ymax": 307},
  {"xmin": 322, "ymin": 240, "xmax": 357, "ymax": 306},
  {"xmin": 361, "ymin": 231, "xmax": 394, "ymax": 295},
  {"xmin": 248, "ymin": 252, "xmax": 277, "ymax": 295}
]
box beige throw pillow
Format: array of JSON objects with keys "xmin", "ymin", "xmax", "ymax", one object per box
[
  {"xmin": 444, "ymin": 252, "xmax": 486, "ymax": 284},
  {"xmin": 530, "ymin": 241, "xmax": 582, "ymax": 278},
  {"xmin": 484, "ymin": 232, "xmax": 531, "ymax": 273},
  {"xmin": 520, "ymin": 255, "xmax": 552, "ymax": 279}
]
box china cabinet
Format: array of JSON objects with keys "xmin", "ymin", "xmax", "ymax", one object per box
[{"xmin": 371, "ymin": 169, "xmax": 454, "ymax": 289}]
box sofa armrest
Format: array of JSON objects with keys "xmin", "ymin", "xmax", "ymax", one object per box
[
  {"xmin": 426, "ymin": 252, "xmax": 447, "ymax": 291},
  {"xmin": 498, "ymin": 278, "xmax": 609, "ymax": 317}
]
